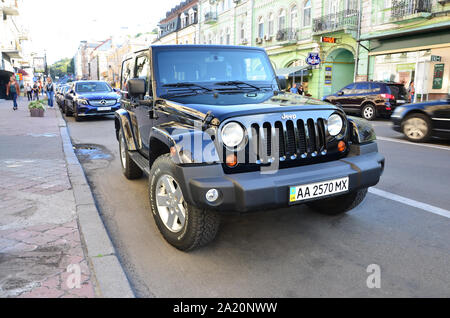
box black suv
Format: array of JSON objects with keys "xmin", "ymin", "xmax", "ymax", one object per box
[
  {"xmin": 115, "ymin": 45, "xmax": 385, "ymax": 251},
  {"xmin": 324, "ymin": 81, "xmax": 409, "ymax": 120}
]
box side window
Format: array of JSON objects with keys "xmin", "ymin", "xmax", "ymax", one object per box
[
  {"xmin": 135, "ymin": 54, "xmax": 151, "ymax": 95},
  {"xmin": 135, "ymin": 54, "xmax": 150, "ymax": 80},
  {"xmin": 369, "ymin": 83, "xmax": 381, "ymax": 93},
  {"xmin": 121, "ymin": 58, "xmax": 134, "ymax": 91},
  {"xmin": 342, "ymin": 84, "xmax": 355, "ymax": 94},
  {"xmin": 355, "ymin": 82, "xmax": 370, "ymax": 93}
]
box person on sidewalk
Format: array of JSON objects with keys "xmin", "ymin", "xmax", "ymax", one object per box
[
  {"xmin": 45, "ymin": 77, "xmax": 55, "ymax": 108},
  {"xmin": 6, "ymin": 76, "xmax": 20, "ymax": 110},
  {"xmin": 33, "ymin": 82, "xmax": 40, "ymax": 100},
  {"xmin": 26, "ymin": 83, "xmax": 33, "ymax": 101},
  {"xmin": 408, "ymin": 80, "xmax": 415, "ymax": 103}
]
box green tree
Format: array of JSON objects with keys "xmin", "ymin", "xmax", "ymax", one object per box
[{"xmin": 49, "ymin": 57, "xmax": 74, "ymax": 79}]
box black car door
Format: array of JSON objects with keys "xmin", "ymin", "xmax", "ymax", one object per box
[
  {"xmin": 65, "ymin": 84, "xmax": 75, "ymax": 111},
  {"xmin": 337, "ymin": 84, "xmax": 356, "ymax": 112},
  {"xmin": 133, "ymin": 52, "xmax": 153, "ymax": 157},
  {"xmin": 431, "ymin": 99, "xmax": 450, "ymax": 133}
]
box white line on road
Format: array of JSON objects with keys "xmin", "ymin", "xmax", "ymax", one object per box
[
  {"xmin": 376, "ymin": 136, "xmax": 450, "ymax": 151},
  {"xmin": 369, "ymin": 188, "xmax": 450, "ymax": 219}
]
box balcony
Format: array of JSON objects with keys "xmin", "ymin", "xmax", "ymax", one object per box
[
  {"xmin": 390, "ymin": 0, "xmax": 432, "ymax": 23},
  {"xmin": 1, "ymin": 0, "xmax": 19, "ymax": 16},
  {"xmin": 275, "ymin": 28, "xmax": 299, "ymax": 44},
  {"xmin": 313, "ymin": 10, "xmax": 359, "ymax": 35},
  {"xmin": 204, "ymin": 11, "xmax": 218, "ymax": 24}
]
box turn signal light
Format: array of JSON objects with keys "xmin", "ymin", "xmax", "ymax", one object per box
[
  {"xmin": 226, "ymin": 154, "xmax": 238, "ymax": 167},
  {"xmin": 338, "ymin": 141, "xmax": 347, "ymax": 152}
]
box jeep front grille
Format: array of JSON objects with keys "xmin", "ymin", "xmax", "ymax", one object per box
[{"xmin": 248, "ymin": 118, "xmax": 327, "ymax": 162}]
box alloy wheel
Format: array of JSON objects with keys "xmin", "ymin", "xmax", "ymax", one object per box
[
  {"xmin": 155, "ymin": 175, "xmax": 186, "ymax": 233},
  {"xmin": 363, "ymin": 106, "xmax": 374, "ymax": 120},
  {"xmin": 403, "ymin": 117, "xmax": 429, "ymax": 140}
]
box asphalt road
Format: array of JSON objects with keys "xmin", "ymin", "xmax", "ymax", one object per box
[{"xmin": 65, "ymin": 113, "xmax": 450, "ymax": 298}]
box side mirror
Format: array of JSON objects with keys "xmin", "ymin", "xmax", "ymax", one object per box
[
  {"xmin": 127, "ymin": 78, "xmax": 146, "ymax": 97},
  {"xmin": 338, "ymin": 91, "xmax": 344, "ymax": 96},
  {"xmin": 277, "ymin": 76, "xmax": 287, "ymax": 91}
]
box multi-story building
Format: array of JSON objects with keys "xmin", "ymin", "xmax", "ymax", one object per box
[
  {"xmin": 360, "ymin": 0, "xmax": 450, "ymax": 101},
  {"xmin": 155, "ymin": 0, "xmax": 449, "ymax": 100},
  {"xmin": 154, "ymin": 0, "xmax": 199, "ymax": 45},
  {"xmin": 74, "ymin": 41, "xmax": 103, "ymax": 80},
  {"xmin": 88, "ymin": 39, "xmax": 113, "ymax": 81},
  {"xmin": 106, "ymin": 33, "xmax": 155, "ymax": 87},
  {"xmin": 0, "ymin": 0, "xmax": 29, "ymax": 99}
]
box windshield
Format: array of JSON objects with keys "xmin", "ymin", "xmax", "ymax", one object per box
[
  {"xmin": 76, "ymin": 82, "xmax": 112, "ymax": 93},
  {"xmin": 156, "ymin": 48, "xmax": 276, "ymax": 89}
]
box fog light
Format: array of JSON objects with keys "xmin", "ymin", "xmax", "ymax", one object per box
[
  {"xmin": 338, "ymin": 141, "xmax": 347, "ymax": 152},
  {"xmin": 226, "ymin": 154, "xmax": 238, "ymax": 167},
  {"xmin": 206, "ymin": 189, "xmax": 219, "ymax": 203}
]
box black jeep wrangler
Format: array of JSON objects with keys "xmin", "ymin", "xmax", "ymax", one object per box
[{"xmin": 115, "ymin": 45, "xmax": 385, "ymax": 251}]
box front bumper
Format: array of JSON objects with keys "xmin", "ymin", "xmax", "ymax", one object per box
[
  {"xmin": 77, "ymin": 104, "xmax": 120, "ymax": 117},
  {"xmin": 175, "ymin": 143, "xmax": 385, "ymax": 213}
]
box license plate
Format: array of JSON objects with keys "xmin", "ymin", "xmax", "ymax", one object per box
[
  {"xmin": 397, "ymin": 100, "xmax": 406, "ymax": 103},
  {"xmin": 289, "ymin": 177, "xmax": 349, "ymax": 203},
  {"xmin": 97, "ymin": 107, "xmax": 111, "ymax": 111}
]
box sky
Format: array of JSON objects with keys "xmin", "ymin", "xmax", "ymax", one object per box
[{"xmin": 21, "ymin": 0, "xmax": 183, "ymax": 64}]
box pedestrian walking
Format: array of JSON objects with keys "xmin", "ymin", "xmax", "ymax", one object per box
[
  {"xmin": 45, "ymin": 77, "xmax": 55, "ymax": 108},
  {"xmin": 26, "ymin": 83, "xmax": 33, "ymax": 101},
  {"xmin": 6, "ymin": 75, "xmax": 20, "ymax": 110},
  {"xmin": 33, "ymin": 82, "xmax": 40, "ymax": 100},
  {"xmin": 409, "ymin": 80, "xmax": 415, "ymax": 103}
]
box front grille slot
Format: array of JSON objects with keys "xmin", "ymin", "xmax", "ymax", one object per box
[{"xmin": 245, "ymin": 117, "xmax": 327, "ymax": 163}]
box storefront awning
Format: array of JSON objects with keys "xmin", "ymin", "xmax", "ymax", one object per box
[{"xmin": 276, "ymin": 65, "xmax": 311, "ymax": 78}]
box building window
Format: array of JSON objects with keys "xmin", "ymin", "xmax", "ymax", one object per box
[
  {"xmin": 290, "ymin": 5, "xmax": 298, "ymax": 28},
  {"xmin": 303, "ymin": 0, "xmax": 311, "ymax": 27},
  {"xmin": 208, "ymin": 34, "xmax": 212, "ymax": 44},
  {"xmin": 226, "ymin": 27, "xmax": 231, "ymax": 44},
  {"xmin": 258, "ymin": 16, "xmax": 264, "ymax": 38},
  {"xmin": 220, "ymin": 30, "xmax": 224, "ymax": 44},
  {"xmin": 268, "ymin": 13, "xmax": 274, "ymax": 36},
  {"xmin": 240, "ymin": 22, "xmax": 245, "ymax": 42},
  {"xmin": 180, "ymin": 13, "xmax": 186, "ymax": 28},
  {"xmin": 278, "ymin": 9, "xmax": 286, "ymax": 32}
]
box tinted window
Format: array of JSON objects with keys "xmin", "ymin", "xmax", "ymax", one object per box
[
  {"xmin": 76, "ymin": 82, "xmax": 112, "ymax": 93},
  {"xmin": 341, "ymin": 84, "xmax": 355, "ymax": 94},
  {"xmin": 156, "ymin": 49, "xmax": 274, "ymax": 85},
  {"xmin": 388, "ymin": 84, "xmax": 407, "ymax": 98},
  {"xmin": 121, "ymin": 58, "xmax": 134, "ymax": 91},
  {"xmin": 135, "ymin": 54, "xmax": 150, "ymax": 80},
  {"xmin": 355, "ymin": 83, "xmax": 370, "ymax": 90}
]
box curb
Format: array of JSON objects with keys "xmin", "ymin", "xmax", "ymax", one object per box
[{"xmin": 56, "ymin": 110, "xmax": 135, "ymax": 298}]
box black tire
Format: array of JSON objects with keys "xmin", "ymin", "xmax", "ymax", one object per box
[
  {"xmin": 65, "ymin": 102, "xmax": 73, "ymax": 117},
  {"xmin": 306, "ymin": 188, "xmax": 368, "ymax": 215},
  {"xmin": 149, "ymin": 154, "xmax": 220, "ymax": 251},
  {"xmin": 74, "ymin": 105, "xmax": 82, "ymax": 122},
  {"xmin": 119, "ymin": 129, "xmax": 143, "ymax": 179},
  {"xmin": 361, "ymin": 103, "xmax": 376, "ymax": 121},
  {"xmin": 401, "ymin": 113, "xmax": 431, "ymax": 143}
]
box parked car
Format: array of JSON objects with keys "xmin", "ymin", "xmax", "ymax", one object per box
[
  {"xmin": 323, "ymin": 81, "xmax": 409, "ymax": 120},
  {"xmin": 56, "ymin": 85, "xmax": 69, "ymax": 108},
  {"xmin": 63, "ymin": 81, "xmax": 121, "ymax": 121},
  {"xmin": 391, "ymin": 97, "xmax": 450, "ymax": 142},
  {"xmin": 114, "ymin": 45, "xmax": 385, "ymax": 251}
]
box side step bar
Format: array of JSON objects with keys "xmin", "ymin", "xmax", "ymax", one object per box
[{"xmin": 128, "ymin": 151, "xmax": 151, "ymax": 175}]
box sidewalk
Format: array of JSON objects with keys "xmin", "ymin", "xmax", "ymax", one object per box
[{"xmin": 0, "ymin": 97, "xmax": 132, "ymax": 298}]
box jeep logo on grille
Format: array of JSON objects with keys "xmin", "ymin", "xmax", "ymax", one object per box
[
  {"xmin": 100, "ymin": 100, "xmax": 107, "ymax": 105},
  {"xmin": 282, "ymin": 113, "xmax": 297, "ymax": 120}
]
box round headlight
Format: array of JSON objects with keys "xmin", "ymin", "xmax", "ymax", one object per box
[
  {"xmin": 328, "ymin": 114, "xmax": 343, "ymax": 136},
  {"xmin": 221, "ymin": 122, "xmax": 245, "ymax": 148}
]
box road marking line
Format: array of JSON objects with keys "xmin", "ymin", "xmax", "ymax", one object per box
[
  {"xmin": 376, "ymin": 136, "xmax": 450, "ymax": 151},
  {"xmin": 369, "ymin": 188, "xmax": 450, "ymax": 219}
]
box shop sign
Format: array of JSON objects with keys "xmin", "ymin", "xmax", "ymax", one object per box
[
  {"xmin": 321, "ymin": 37, "xmax": 336, "ymax": 44},
  {"xmin": 431, "ymin": 55, "xmax": 441, "ymax": 62},
  {"xmin": 324, "ymin": 66, "xmax": 332, "ymax": 85},
  {"xmin": 306, "ymin": 53, "xmax": 321, "ymax": 66},
  {"xmin": 432, "ymin": 63, "xmax": 445, "ymax": 90}
]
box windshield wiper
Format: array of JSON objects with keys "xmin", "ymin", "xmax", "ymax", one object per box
[
  {"xmin": 214, "ymin": 81, "xmax": 261, "ymax": 91},
  {"xmin": 163, "ymin": 82, "xmax": 213, "ymax": 92}
]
